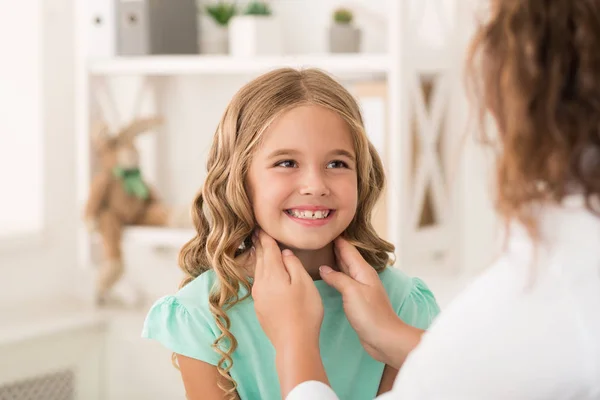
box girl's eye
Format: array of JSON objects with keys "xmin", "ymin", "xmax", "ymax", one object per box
[
  {"xmin": 327, "ymin": 160, "xmax": 349, "ymax": 169},
  {"xmin": 275, "ymin": 160, "xmax": 297, "ymax": 168}
]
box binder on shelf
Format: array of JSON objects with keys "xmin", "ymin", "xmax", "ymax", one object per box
[
  {"xmin": 116, "ymin": 0, "xmax": 199, "ymax": 56},
  {"xmin": 116, "ymin": 0, "xmax": 149, "ymax": 55},
  {"xmin": 86, "ymin": 0, "xmax": 116, "ymax": 58}
]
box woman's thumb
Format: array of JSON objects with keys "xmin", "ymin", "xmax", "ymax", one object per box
[{"xmin": 319, "ymin": 266, "xmax": 356, "ymax": 293}]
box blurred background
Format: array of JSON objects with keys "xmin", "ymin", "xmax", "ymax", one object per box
[{"xmin": 0, "ymin": 0, "xmax": 498, "ymax": 399}]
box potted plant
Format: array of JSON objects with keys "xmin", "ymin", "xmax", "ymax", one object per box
[
  {"xmin": 198, "ymin": 0, "xmax": 237, "ymax": 54},
  {"xmin": 329, "ymin": 7, "xmax": 361, "ymax": 53},
  {"xmin": 228, "ymin": 0, "xmax": 283, "ymax": 56}
]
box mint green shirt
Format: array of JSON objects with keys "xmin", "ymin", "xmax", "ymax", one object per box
[{"xmin": 142, "ymin": 266, "xmax": 440, "ymax": 400}]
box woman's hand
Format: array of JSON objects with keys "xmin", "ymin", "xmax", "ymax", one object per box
[
  {"xmin": 320, "ymin": 237, "xmax": 424, "ymax": 368},
  {"xmin": 251, "ymin": 229, "xmax": 330, "ymax": 397},
  {"xmin": 251, "ymin": 229, "xmax": 324, "ymax": 349}
]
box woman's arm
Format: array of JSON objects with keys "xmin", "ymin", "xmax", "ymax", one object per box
[
  {"xmin": 251, "ymin": 231, "xmax": 331, "ymax": 397},
  {"xmin": 276, "ymin": 339, "xmax": 330, "ymax": 399},
  {"xmin": 377, "ymin": 365, "xmax": 399, "ymax": 395},
  {"xmin": 320, "ymin": 238, "xmax": 427, "ymax": 369},
  {"xmin": 176, "ymin": 354, "xmax": 239, "ymax": 400},
  {"xmin": 376, "ymin": 317, "xmax": 425, "ymax": 369}
]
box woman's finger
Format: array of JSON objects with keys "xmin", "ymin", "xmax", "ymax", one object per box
[
  {"xmin": 335, "ymin": 237, "xmax": 378, "ymax": 284},
  {"xmin": 334, "ymin": 244, "xmax": 350, "ymax": 275},
  {"xmin": 281, "ymin": 249, "xmax": 310, "ymax": 283},
  {"xmin": 258, "ymin": 229, "xmax": 290, "ymax": 282},
  {"xmin": 320, "ymin": 265, "xmax": 360, "ymax": 294}
]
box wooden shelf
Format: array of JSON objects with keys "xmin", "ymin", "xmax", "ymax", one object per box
[{"xmin": 87, "ymin": 54, "xmax": 390, "ymax": 77}]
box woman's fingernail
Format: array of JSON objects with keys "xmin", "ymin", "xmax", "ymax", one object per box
[
  {"xmin": 282, "ymin": 249, "xmax": 293, "ymax": 256},
  {"xmin": 320, "ymin": 266, "xmax": 333, "ymax": 274}
]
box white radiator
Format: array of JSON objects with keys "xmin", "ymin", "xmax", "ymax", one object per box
[
  {"xmin": 0, "ymin": 299, "xmax": 107, "ymax": 400},
  {"xmin": 0, "ymin": 369, "xmax": 75, "ymax": 400}
]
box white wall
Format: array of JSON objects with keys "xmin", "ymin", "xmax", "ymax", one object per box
[
  {"xmin": 0, "ymin": 0, "xmax": 82, "ymax": 304},
  {"xmin": 0, "ymin": 2, "xmax": 43, "ymax": 238},
  {"xmin": 453, "ymin": 0, "xmax": 500, "ymax": 280}
]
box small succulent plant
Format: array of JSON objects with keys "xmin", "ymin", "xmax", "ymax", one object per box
[
  {"xmin": 333, "ymin": 8, "xmax": 353, "ymax": 24},
  {"xmin": 205, "ymin": 1, "xmax": 237, "ymax": 26},
  {"xmin": 244, "ymin": 1, "xmax": 272, "ymax": 16}
]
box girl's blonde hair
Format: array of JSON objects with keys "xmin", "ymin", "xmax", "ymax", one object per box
[{"xmin": 176, "ymin": 67, "xmax": 394, "ymax": 397}]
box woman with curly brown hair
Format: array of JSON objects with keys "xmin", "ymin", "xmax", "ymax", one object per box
[{"xmin": 255, "ymin": 1, "xmax": 600, "ymax": 399}]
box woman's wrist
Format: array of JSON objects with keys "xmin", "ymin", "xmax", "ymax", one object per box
[
  {"xmin": 275, "ymin": 336, "xmax": 329, "ymax": 398},
  {"xmin": 379, "ymin": 317, "xmax": 424, "ymax": 369}
]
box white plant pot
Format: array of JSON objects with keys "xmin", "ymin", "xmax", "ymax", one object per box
[
  {"xmin": 198, "ymin": 15, "xmax": 229, "ymax": 55},
  {"xmin": 329, "ymin": 24, "xmax": 361, "ymax": 53},
  {"xmin": 228, "ymin": 15, "xmax": 283, "ymax": 56}
]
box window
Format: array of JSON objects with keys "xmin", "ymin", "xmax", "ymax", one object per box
[{"xmin": 0, "ymin": 1, "xmax": 44, "ymax": 239}]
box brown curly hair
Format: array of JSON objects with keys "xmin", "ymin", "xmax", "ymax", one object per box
[
  {"xmin": 175, "ymin": 67, "xmax": 394, "ymax": 398},
  {"xmin": 465, "ymin": 0, "xmax": 600, "ymax": 237}
]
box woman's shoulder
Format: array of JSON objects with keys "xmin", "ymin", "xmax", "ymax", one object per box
[{"xmin": 378, "ymin": 266, "xmax": 441, "ymax": 329}]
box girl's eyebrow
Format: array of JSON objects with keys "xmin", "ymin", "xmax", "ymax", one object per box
[
  {"xmin": 267, "ymin": 149, "xmax": 301, "ymax": 159},
  {"xmin": 266, "ymin": 148, "xmax": 356, "ymax": 162},
  {"xmin": 329, "ymin": 149, "xmax": 356, "ymax": 162}
]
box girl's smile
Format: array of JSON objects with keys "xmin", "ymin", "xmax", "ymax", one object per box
[{"xmin": 284, "ymin": 206, "xmax": 335, "ymax": 227}]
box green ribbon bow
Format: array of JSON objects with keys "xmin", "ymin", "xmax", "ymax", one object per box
[{"xmin": 112, "ymin": 167, "xmax": 149, "ymax": 200}]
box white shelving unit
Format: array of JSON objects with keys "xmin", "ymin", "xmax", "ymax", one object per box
[
  {"xmin": 86, "ymin": 52, "xmax": 451, "ymax": 76},
  {"xmin": 74, "ymin": 0, "xmax": 470, "ymax": 274},
  {"xmin": 88, "ymin": 54, "xmax": 391, "ymax": 76}
]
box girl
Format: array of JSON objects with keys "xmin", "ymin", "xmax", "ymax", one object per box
[
  {"xmin": 252, "ymin": 1, "xmax": 600, "ymax": 400},
  {"xmin": 141, "ymin": 67, "xmax": 440, "ymax": 400}
]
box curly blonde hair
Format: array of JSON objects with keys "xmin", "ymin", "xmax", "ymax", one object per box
[
  {"xmin": 175, "ymin": 67, "xmax": 394, "ymax": 398},
  {"xmin": 465, "ymin": 0, "xmax": 600, "ymax": 238}
]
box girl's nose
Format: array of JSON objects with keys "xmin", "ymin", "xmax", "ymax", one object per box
[{"xmin": 299, "ymin": 170, "xmax": 330, "ymax": 197}]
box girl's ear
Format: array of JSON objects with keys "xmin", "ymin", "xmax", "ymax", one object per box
[{"xmin": 118, "ymin": 116, "xmax": 164, "ymax": 143}]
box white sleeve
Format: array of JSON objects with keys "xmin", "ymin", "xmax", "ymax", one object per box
[
  {"xmin": 285, "ymin": 381, "xmax": 399, "ymax": 400},
  {"xmin": 285, "ymin": 381, "xmax": 339, "ymax": 400}
]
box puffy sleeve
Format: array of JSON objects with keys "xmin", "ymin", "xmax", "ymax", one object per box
[
  {"xmin": 396, "ymin": 278, "xmax": 441, "ymax": 330},
  {"xmin": 141, "ymin": 295, "xmax": 220, "ymax": 365}
]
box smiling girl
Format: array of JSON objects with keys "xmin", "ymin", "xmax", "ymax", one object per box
[{"xmin": 142, "ymin": 67, "xmax": 440, "ymax": 400}]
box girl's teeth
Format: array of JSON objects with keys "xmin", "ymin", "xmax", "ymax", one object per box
[{"xmin": 288, "ymin": 209, "xmax": 330, "ymax": 219}]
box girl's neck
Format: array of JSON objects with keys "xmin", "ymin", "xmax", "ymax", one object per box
[{"xmin": 278, "ymin": 242, "xmax": 338, "ymax": 280}]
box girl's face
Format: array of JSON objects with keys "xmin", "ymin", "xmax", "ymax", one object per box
[{"xmin": 246, "ymin": 105, "xmax": 358, "ymax": 251}]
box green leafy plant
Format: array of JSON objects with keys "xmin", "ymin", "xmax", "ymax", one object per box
[
  {"xmin": 243, "ymin": 1, "xmax": 272, "ymax": 16},
  {"xmin": 205, "ymin": 1, "xmax": 237, "ymax": 26},
  {"xmin": 333, "ymin": 8, "xmax": 353, "ymax": 24}
]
